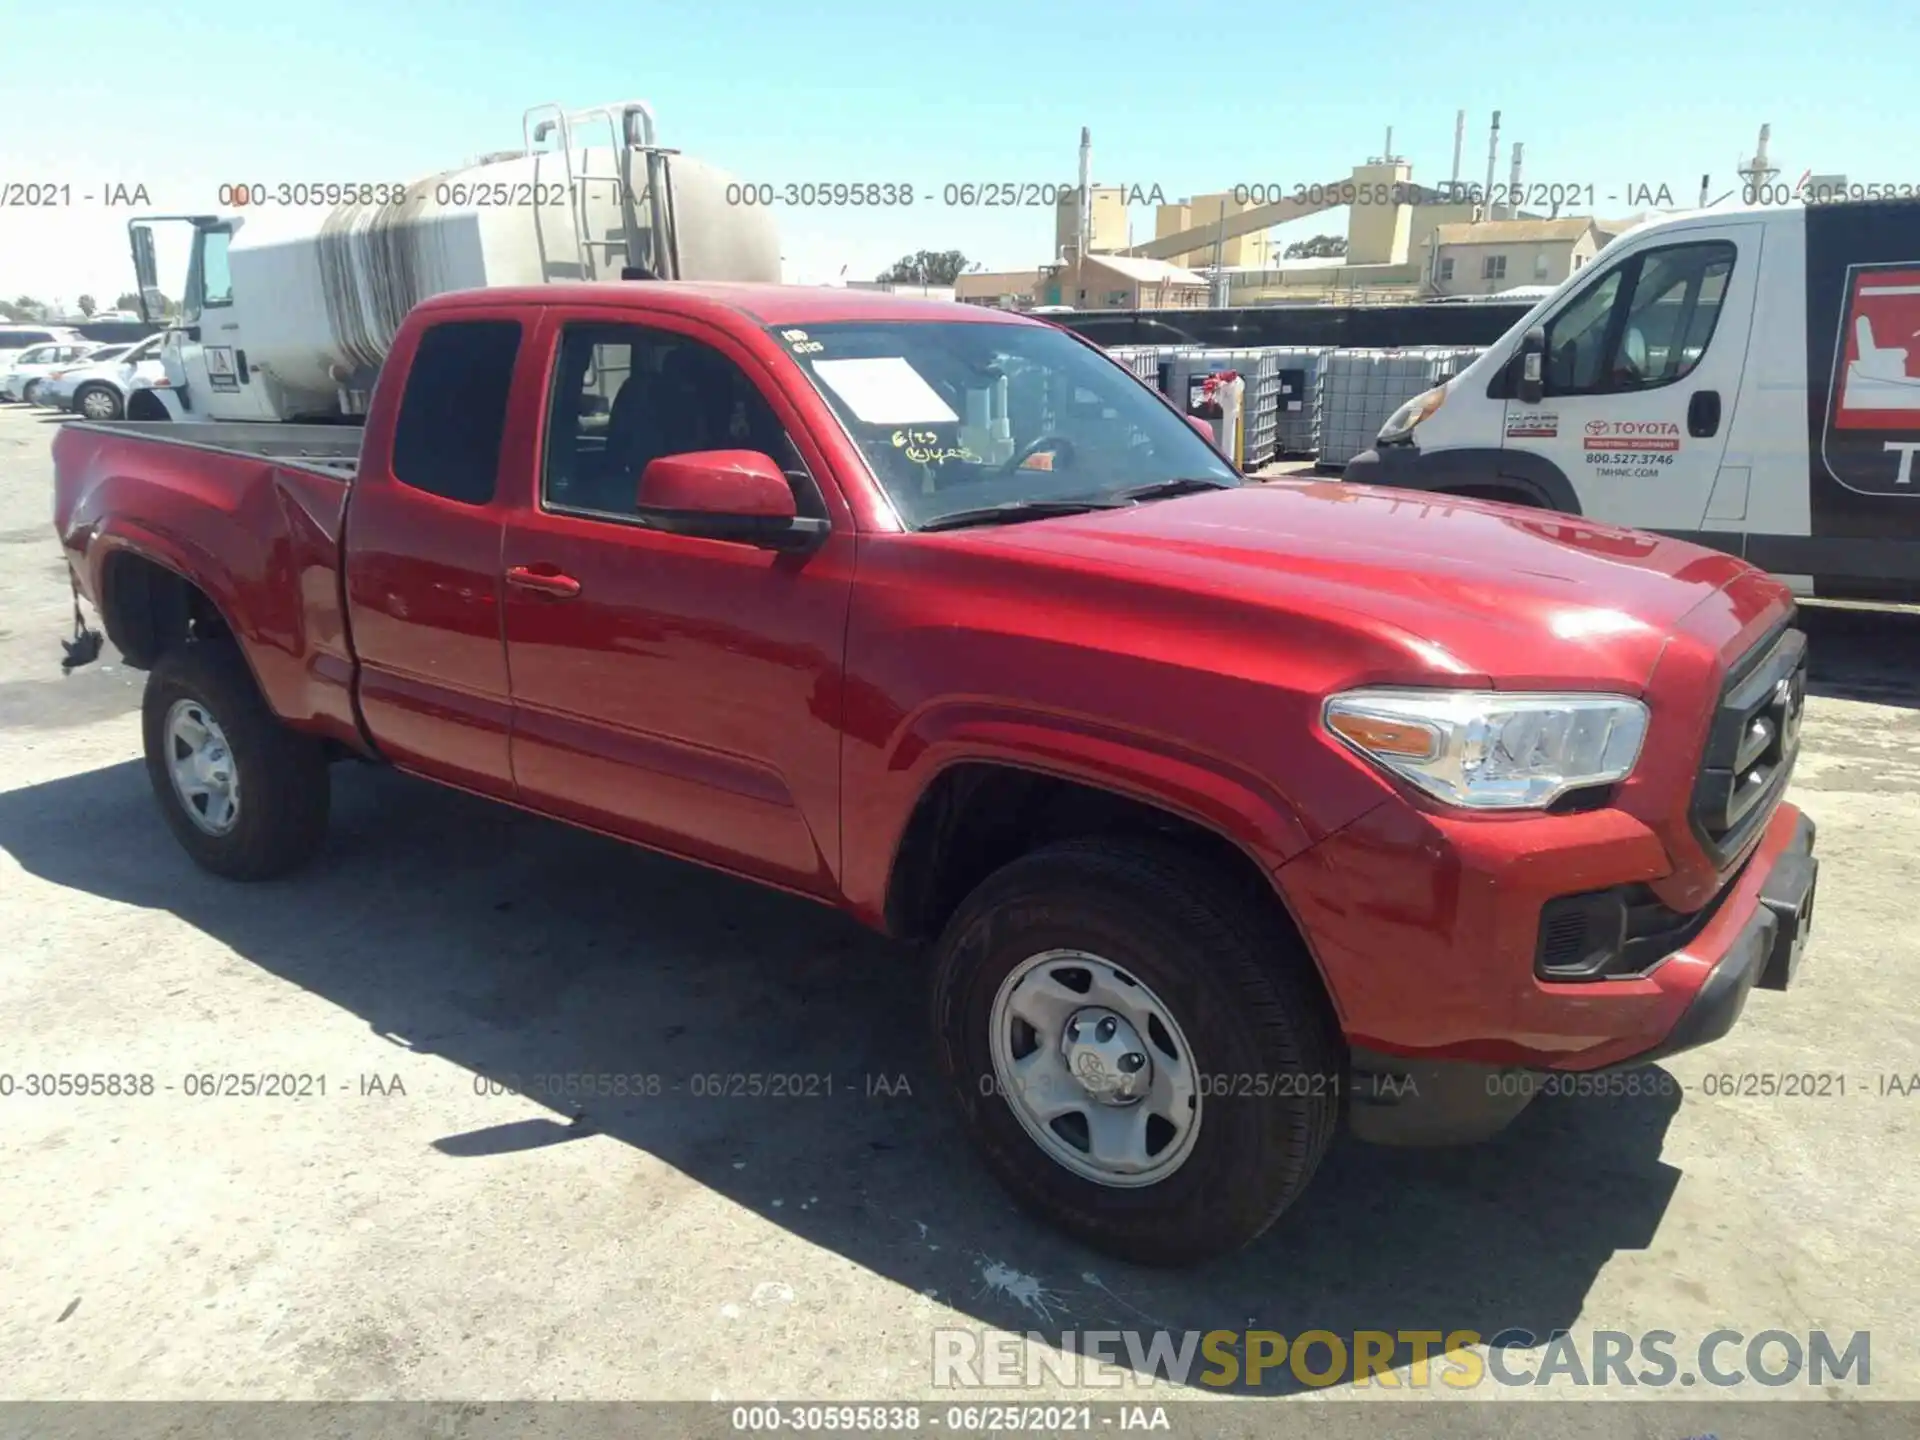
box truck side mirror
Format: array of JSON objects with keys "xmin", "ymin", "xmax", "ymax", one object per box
[
  {"xmin": 128, "ymin": 224, "xmax": 160, "ymax": 324},
  {"xmin": 1515, "ymin": 325, "xmax": 1547, "ymax": 405},
  {"xmin": 636, "ymin": 449, "xmax": 828, "ymax": 552}
]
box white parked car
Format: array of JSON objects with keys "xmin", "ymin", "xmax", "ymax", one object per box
[
  {"xmin": 0, "ymin": 324, "xmax": 85, "ymax": 371},
  {"xmin": 1, "ymin": 341, "xmax": 106, "ymax": 403},
  {"xmin": 38, "ymin": 337, "xmax": 165, "ymax": 420}
]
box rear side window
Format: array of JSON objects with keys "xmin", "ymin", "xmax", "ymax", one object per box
[
  {"xmin": 5, "ymin": 330, "xmax": 54, "ymax": 347},
  {"xmin": 392, "ymin": 320, "xmax": 522, "ymax": 504}
]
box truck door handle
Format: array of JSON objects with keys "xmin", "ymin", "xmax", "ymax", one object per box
[
  {"xmin": 1688, "ymin": 390, "xmax": 1721, "ymax": 438},
  {"xmin": 505, "ymin": 565, "xmax": 582, "ymax": 599}
]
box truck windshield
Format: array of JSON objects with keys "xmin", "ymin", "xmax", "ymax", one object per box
[{"xmin": 774, "ymin": 320, "xmax": 1240, "ymax": 529}]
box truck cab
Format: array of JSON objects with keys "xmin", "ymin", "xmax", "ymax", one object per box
[{"xmin": 1346, "ymin": 198, "xmax": 1920, "ymax": 603}]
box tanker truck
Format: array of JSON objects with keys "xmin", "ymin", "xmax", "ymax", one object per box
[{"xmin": 124, "ymin": 100, "xmax": 781, "ymax": 424}]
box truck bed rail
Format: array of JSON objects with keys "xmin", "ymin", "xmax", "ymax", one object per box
[{"xmin": 65, "ymin": 420, "xmax": 362, "ymax": 479}]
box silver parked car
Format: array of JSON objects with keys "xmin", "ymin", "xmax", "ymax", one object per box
[
  {"xmin": 1, "ymin": 342, "xmax": 106, "ymax": 403},
  {"xmin": 38, "ymin": 336, "xmax": 166, "ymax": 419}
]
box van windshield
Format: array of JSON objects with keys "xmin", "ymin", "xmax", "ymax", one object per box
[{"xmin": 774, "ymin": 320, "xmax": 1240, "ymax": 529}]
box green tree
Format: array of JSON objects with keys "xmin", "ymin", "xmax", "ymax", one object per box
[
  {"xmin": 114, "ymin": 292, "xmax": 143, "ymax": 312},
  {"xmin": 877, "ymin": 249, "xmax": 971, "ymax": 286},
  {"xmin": 1283, "ymin": 234, "xmax": 1348, "ymax": 259},
  {"xmin": 4, "ymin": 295, "xmax": 47, "ymax": 322},
  {"xmin": 77, "ymin": 294, "xmax": 97, "ymax": 316}
]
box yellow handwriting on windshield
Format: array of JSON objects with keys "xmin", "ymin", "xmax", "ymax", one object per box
[{"xmin": 891, "ymin": 428, "xmax": 978, "ymax": 465}]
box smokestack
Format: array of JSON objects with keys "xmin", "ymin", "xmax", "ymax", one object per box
[
  {"xmin": 1484, "ymin": 110, "xmax": 1502, "ymax": 219},
  {"xmin": 1384, "ymin": 126, "xmax": 1394, "ymax": 161},
  {"xmin": 1508, "ymin": 142, "xmax": 1524, "ymax": 217},
  {"xmin": 1077, "ymin": 126, "xmax": 1092, "ymax": 262},
  {"xmin": 1451, "ymin": 109, "xmax": 1465, "ymax": 192},
  {"xmin": 1699, "ymin": 173, "xmax": 1711, "ymax": 207}
]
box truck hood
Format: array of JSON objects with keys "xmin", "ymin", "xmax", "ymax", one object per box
[{"xmin": 974, "ymin": 479, "xmax": 1757, "ymax": 690}]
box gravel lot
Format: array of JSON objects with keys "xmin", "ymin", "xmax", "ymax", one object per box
[{"xmin": 1, "ymin": 401, "xmax": 1916, "ymax": 1409}]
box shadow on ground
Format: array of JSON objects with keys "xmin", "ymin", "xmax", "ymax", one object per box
[{"xmin": 0, "ymin": 755, "xmax": 1684, "ymax": 1395}]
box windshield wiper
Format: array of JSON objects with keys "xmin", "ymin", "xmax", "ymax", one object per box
[
  {"xmin": 918, "ymin": 498, "xmax": 1129, "ymax": 532},
  {"xmin": 1109, "ymin": 476, "xmax": 1239, "ymax": 503}
]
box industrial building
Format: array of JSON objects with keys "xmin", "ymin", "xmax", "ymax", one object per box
[{"xmin": 953, "ymin": 112, "xmax": 1749, "ymax": 311}]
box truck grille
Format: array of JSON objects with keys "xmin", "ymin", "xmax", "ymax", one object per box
[{"xmin": 1689, "ymin": 621, "xmax": 1808, "ymax": 868}]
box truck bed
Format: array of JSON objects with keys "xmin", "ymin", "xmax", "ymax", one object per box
[{"xmin": 68, "ymin": 420, "xmax": 362, "ymax": 479}]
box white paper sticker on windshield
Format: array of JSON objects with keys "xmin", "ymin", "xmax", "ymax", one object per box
[{"xmin": 811, "ymin": 357, "xmax": 958, "ymax": 425}]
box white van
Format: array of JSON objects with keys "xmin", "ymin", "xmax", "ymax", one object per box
[{"xmin": 1344, "ymin": 199, "xmax": 1920, "ymax": 602}]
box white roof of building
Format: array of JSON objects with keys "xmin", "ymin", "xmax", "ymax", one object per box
[
  {"xmin": 1432, "ymin": 218, "xmax": 1598, "ymax": 246},
  {"xmin": 1086, "ymin": 254, "xmax": 1207, "ymax": 286}
]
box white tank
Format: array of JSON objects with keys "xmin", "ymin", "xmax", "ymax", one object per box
[{"xmin": 222, "ymin": 132, "xmax": 779, "ymax": 415}]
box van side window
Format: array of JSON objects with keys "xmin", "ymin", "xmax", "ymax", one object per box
[
  {"xmin": 1543, "ymin": 240, "xmax": 1736, "ymax": 396},
  {"xmin": 540, "ymin": 322, "xmax": 821, "ymax": 523},
  {"xmin": 1544, "ymin": 271, "xmax": 1626, "ymax": 393},
  {"xmin": 391, "ymin": 320, "xmax": 522, "ymax": 505},
  {"xmin": 1610, "ymin": 243, "xmax": 1735, "ymax": 386}
]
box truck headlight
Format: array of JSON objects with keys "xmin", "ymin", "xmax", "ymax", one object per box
[
  {"xmin": 1323, "ymin": 689, "xmax": 1649, "ymax": 810},
  {"xmin": 1376, "ymin": 385, "xmax": 1446, "ymax": 445}
]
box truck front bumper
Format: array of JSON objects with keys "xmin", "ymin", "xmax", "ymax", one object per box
[{"xmin": 1284, "ymin": 800, "xmax": 1819, "ymax": 1146}]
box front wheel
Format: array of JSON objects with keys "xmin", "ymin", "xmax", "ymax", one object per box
[
  {"xmin": 75, "ymin": 383, "xmax": 124, "ymax": 421},
  {"xmin": 930, "ymin": 837, "xmax": 1343, "ymax": 1266},
  {"xmin": 141, "ymin": 641, "xmax": 331, "ymax": 880},
  {"xmin": 21, "ymin": 380, "xmax": 42, "ymax": 405}
]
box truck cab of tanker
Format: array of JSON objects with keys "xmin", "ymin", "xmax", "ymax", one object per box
[
  {"xmin": 120, "ymin": 100, "xmax": 780, "ymax": 425},
  {"xmin": 1344, "ymin": 197, "xmax": 1920, "ymax": 604}
]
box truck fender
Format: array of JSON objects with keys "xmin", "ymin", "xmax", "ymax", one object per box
[
  {"xmin": 1414, "ymin": 446, "xmax": 1583, "ymax": 515},
  {"xmin": 877, "ymin": 702, "xmax": 1322, "ymax": 877},
  {"xmin": 89, "ymin": 525, "xmax": 269, "ymax": 691}
]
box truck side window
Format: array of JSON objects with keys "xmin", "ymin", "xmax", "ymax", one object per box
[
  {"xmin": 1543, "ymin": 241, "xmax": 1736, "ymax": 396},
  {"xmin": 541, "ymin": 323, "xmax": 820, "ymax": 522},
  {"xmin": 391, "ymin": 320, "xmax": 522, "ymax": 505}
]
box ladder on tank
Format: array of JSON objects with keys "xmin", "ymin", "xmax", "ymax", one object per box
[{"xmin": 522, "ymin": 101, "xmax": 683, "ymax": 283}]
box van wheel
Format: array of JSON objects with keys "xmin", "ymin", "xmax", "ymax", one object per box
[
  {"xmin": 930, "ymin": 837, "xmax": 1342, "ymax": 1266},
  {"xmin": 76, "ymin": 383, "xmax": 123, "ymax": 421},
  {"xmin": 141, "ymin": 641, "xmax": 331, "ymax": 880}
]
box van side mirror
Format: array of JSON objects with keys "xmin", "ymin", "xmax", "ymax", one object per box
[{"xmin": 1515, "ymin": 325, "xmax": 1547, "ymax": 405}]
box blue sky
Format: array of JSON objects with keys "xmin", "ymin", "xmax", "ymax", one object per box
[{"xmin": 1, "ymin": 0, "xmax": 1910, "ymax": 303}]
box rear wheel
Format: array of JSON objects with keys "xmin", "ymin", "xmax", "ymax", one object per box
[
  {"xmin": 930, "ymin": 837, "xmax": 1343, "ymax": 1266},
  {"xmin": 75, "ymin": 383, "xmax": 123, "ymax": 421},
  {"xmin": 141, "ymin": 641, "xmax": 331, "ymax": 880}
]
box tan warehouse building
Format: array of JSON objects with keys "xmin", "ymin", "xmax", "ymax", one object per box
[{"xmin": 1425, "ymin": 217, "xmax": 1606, "ymax": 297}]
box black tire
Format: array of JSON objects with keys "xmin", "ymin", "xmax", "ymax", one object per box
[
  {"xmin": 930, "ymin": 837, "xmax": 1343, "ymax": 1267},
  {"xmin": 75, "ymin": 383, "xmax": 124, "ymax": 421},
  {"xmin": 21, "ymin": 380, "xmax": 42, "ymax": 405},
  {"xmin": 141, "ymin": 641, "xmax": 331, "ymax": 880}
]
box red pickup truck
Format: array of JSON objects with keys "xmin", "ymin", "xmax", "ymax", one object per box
[{"xmin": 52, "ymin": 283, "xmax": 1819, "ymax": 1266}]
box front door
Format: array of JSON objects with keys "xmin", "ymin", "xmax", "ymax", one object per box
[
  {"xmin": 1501, "ymin": 223, "xmax": 1762, "ymax": 530},
  {"xmin": 500, "ymin": 311, "xmax": 854, "ymax": 895},
  {"xmin": 164, "ymin": 222, "xmax": 284, "ymax": 421}
]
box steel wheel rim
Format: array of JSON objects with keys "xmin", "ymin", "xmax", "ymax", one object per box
[
  {"xmin": 164, "ymin": 698, "xmax": 241, "ymax": 836},
  {"xmin": 81, "ymin": 389, "xmax": 117, "ymax": 419},
  {"xmin": 988, "ymin": 949, "xmax": 1203, "ymax": 1188}
]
